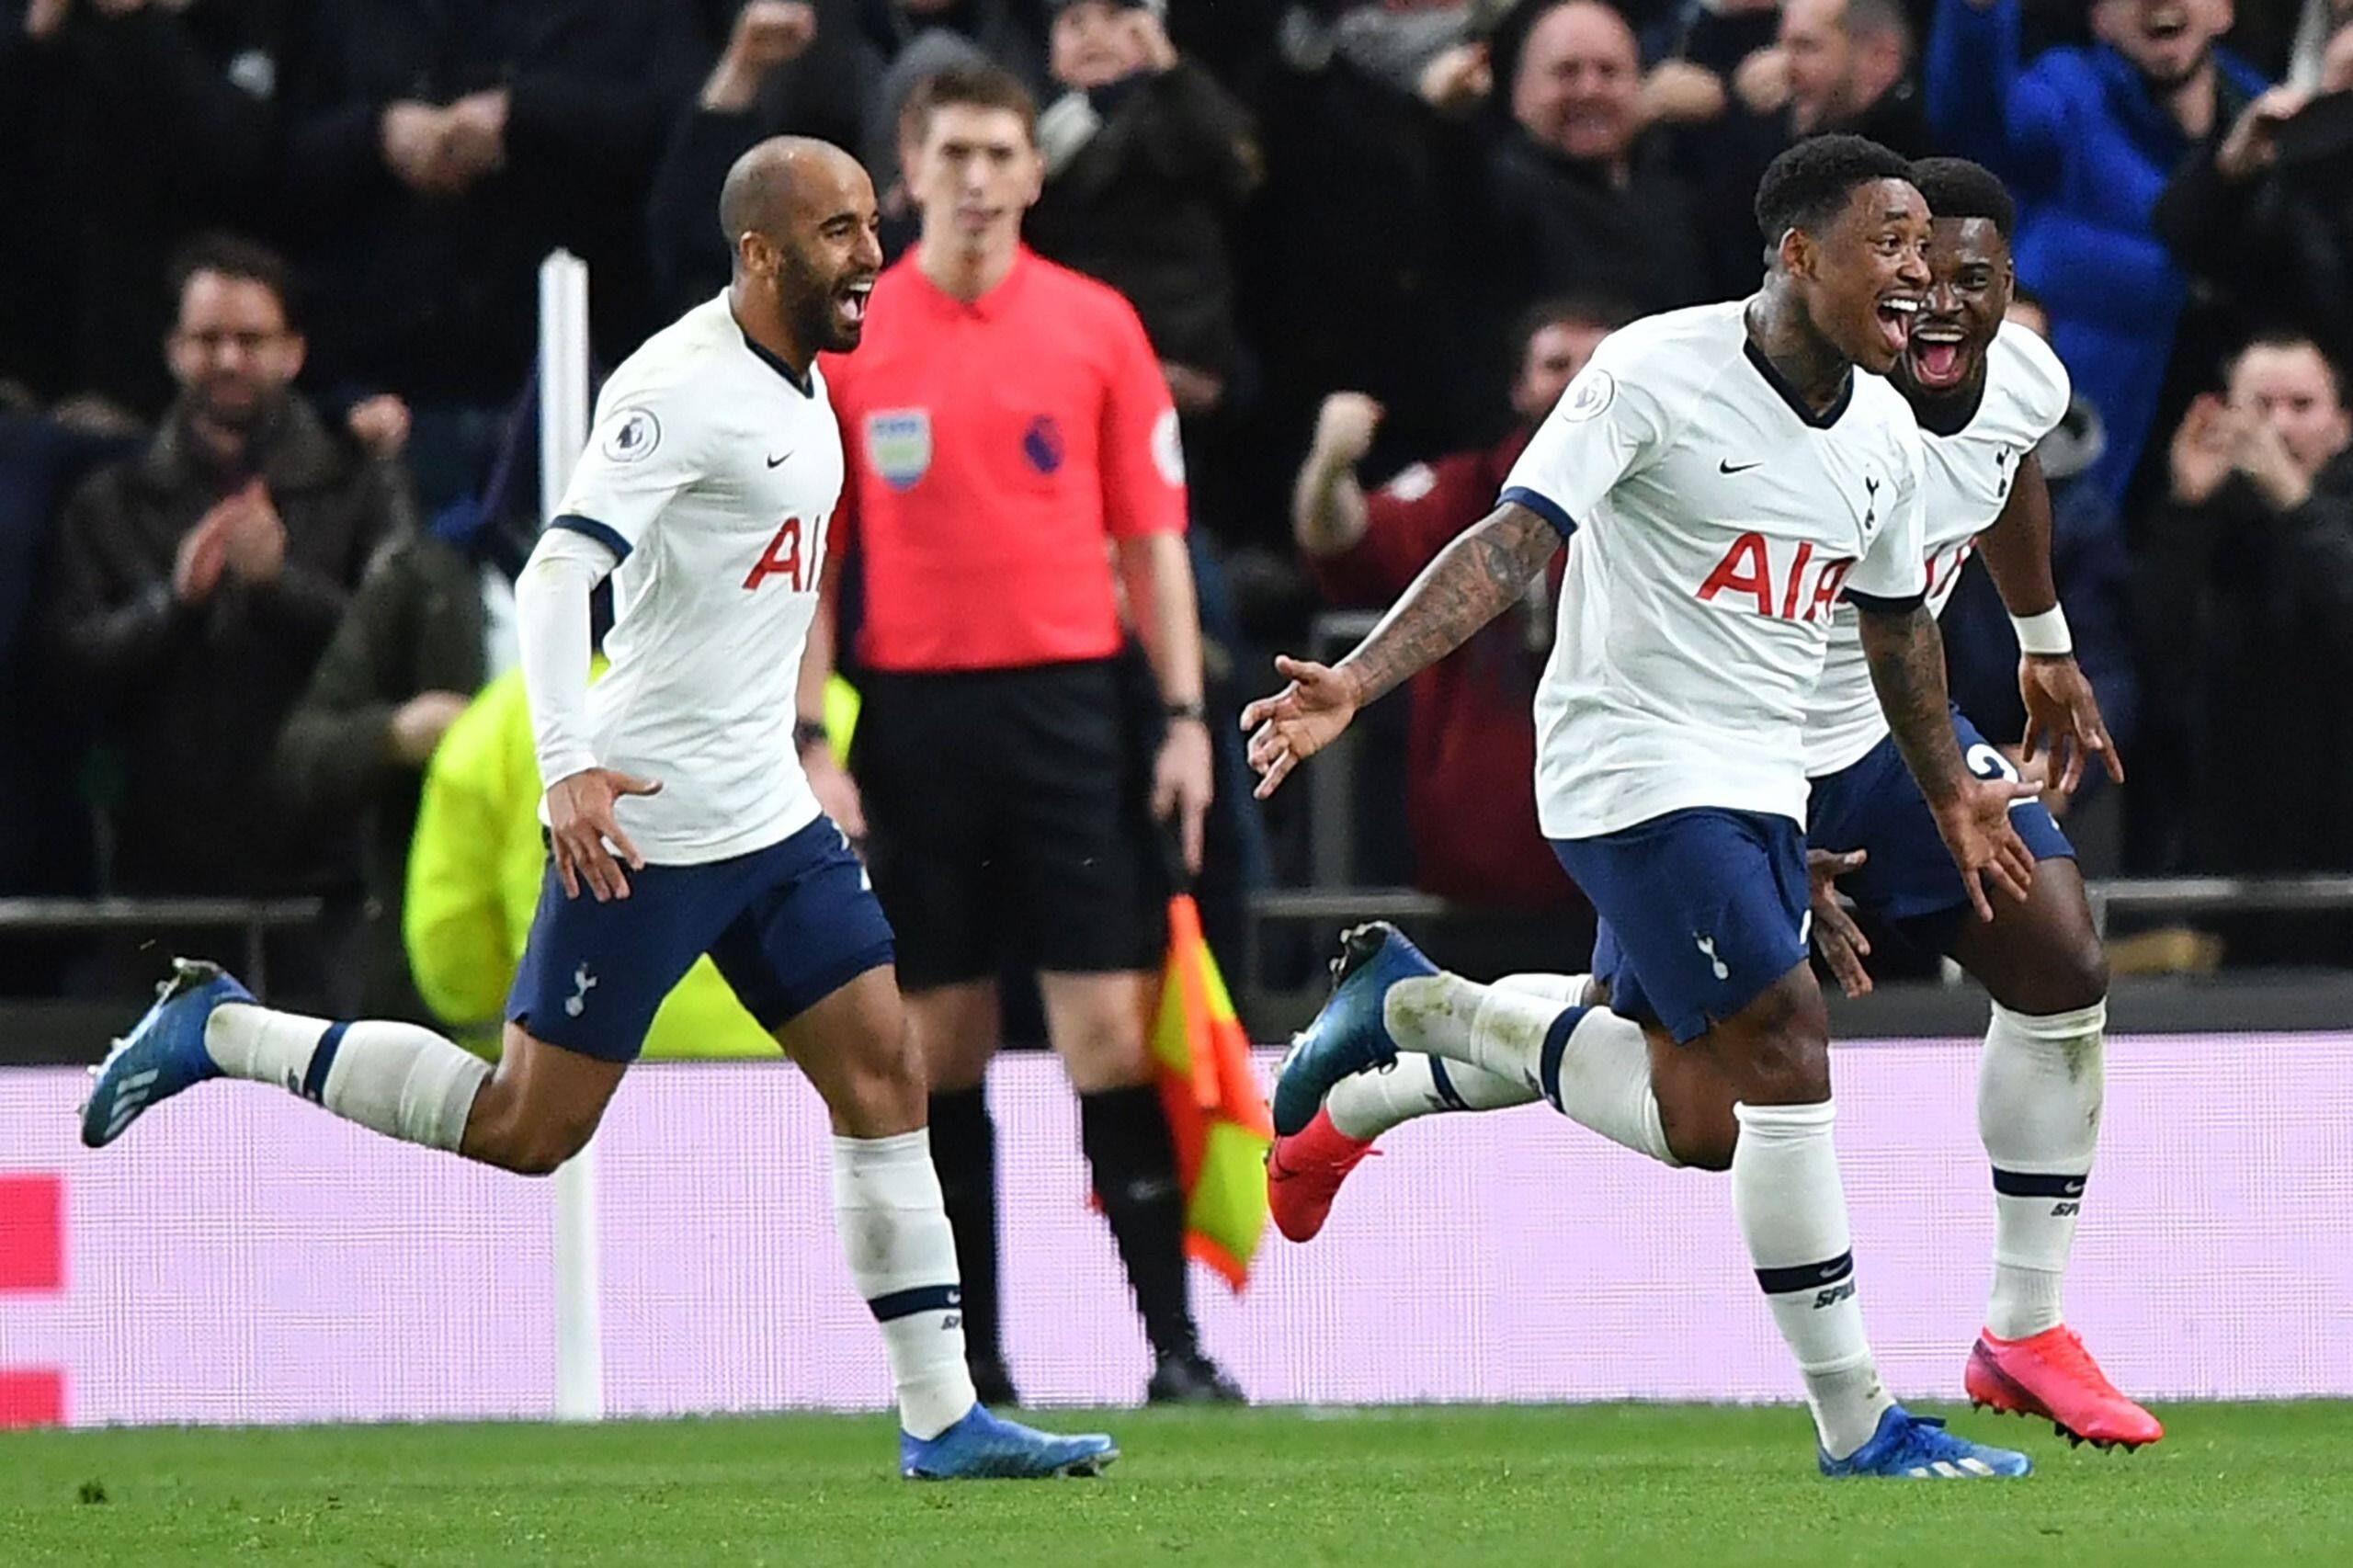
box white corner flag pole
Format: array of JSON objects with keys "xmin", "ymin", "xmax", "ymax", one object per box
[{"xmin": 539, "ymin": 249, "xmax": 604, "ymax": 1423}]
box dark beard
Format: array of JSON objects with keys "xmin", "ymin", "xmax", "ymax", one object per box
[
  {"xmin": 190, "ymin": 381, "xmax": 279, "ymax": 434},
  {"xmin": 778, "ymin": 262, "xmax": 847, "ymax": 357},
  {"xmin": 795, "ymin": 291, "xmax": 847, "ymax": 355}
]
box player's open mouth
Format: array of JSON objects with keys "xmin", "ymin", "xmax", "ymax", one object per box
[
  {"xmin": 1874, "ymin": 296, "xmax": 1918, "ymax": 358},
  {"xmin": 2145, "ymin": 9, "xmax": 2188, "ymax": 42},
  {"xmin": 836, "ymin": 279, "xmax": 873, "ymax": 328},
  {"xmin": 1907, "ymin": 323, "xmax": 1970, "ymax": 389}
]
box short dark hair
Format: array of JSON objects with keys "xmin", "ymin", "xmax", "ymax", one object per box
[
  {"xmin": 904, "ymin": 61, "xmax": 1038, "ymax": 149},
  {"xmin": 1512, "ymin": 292, "xmax": 1640, "ymax": 360},
  {"xmin": 167, "ymin": 233, "xmax": 296, "ymax": 324},
  {"xmin": 2233, "ymin": 331, "xmax": 2349, "ymax": 411},
  {"xmin": 1908, "ymin": 156, "xmax": 2017, "ymax": 241},
  {"xmin": 1839, "ymin": 0, "xmax": 1914, "ymax": 58},
  {"xmin": 1754, "ymin": 133, "xmax": 1915, "ymax": 245}
]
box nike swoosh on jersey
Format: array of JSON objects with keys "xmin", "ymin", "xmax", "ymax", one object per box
[
  {"xmin": 1718, "ymin": 459, "xmax": 1762, "ymax": 474},
  {"xmin": 766, "ymin": 450, "xmax": 793, "ymax": 468}
]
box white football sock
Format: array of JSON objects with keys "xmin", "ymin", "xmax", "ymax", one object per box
[
  {"xmin": 205, "ymin": 1005, "xmax": 488, "ymax": 1152},
  {"xmin": 1324, "ymin": 973, "xmax": 1575, "ymax": 1138},
  {"xmin": 1978, "ymin": 999, "xmax": 2105, "ymax": 1340},
  {"xmin": 1324, "ymin": 1053, "xmax": 1534, "ymax": 1139},
  {"xmin": 1537, "ymin": 1005, "xmax": 1680, "ymax": 1167},
  {"xmin": 1491, "ymin": 971, "xmax": 1588, "ymax": 1007},
  {"xmin": 1381, "ymin": 971, "xmax": 1563, "ymax": 1083},
  {"xmin": 1376, "ymin": 971, "xmax": 1679, "ymax": 1165},
  {"xmin": 1732, "ymin": 1099, "xmax": 1892, "ymax": 1460},
  {"xmin": 833, "ymin": 1131, "xmax": 978, "ymax": 1440}
]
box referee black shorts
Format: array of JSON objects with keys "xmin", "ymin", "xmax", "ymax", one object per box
[{"xmin": 851, "ymin": 654, "xmax": 1169, "ymax": 991}]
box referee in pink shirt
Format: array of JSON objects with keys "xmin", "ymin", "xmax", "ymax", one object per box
[{"xmin": 813, "ymin": 63, "xmax": 1239, "ymax": 1407}]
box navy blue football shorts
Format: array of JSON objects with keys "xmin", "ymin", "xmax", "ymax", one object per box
[
  {"xmin": 1552, "ymin": 807, "xmax": 1812, "ymax": 1045},
  {"xmin": 507, "ymin": 814, "xmax": 894, "ymax": 1062},
  {"xmin": 1806, "ymin": 706, "xmax": 2075, "ymax": 938}
]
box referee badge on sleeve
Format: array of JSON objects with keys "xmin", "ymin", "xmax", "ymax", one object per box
[{"xmin": 866, "ymin": 409, "xmax": 932, "ymax": 492}]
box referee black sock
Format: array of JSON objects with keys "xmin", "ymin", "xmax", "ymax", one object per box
[
  {"xmin": 926, "ymin": 1087, "xmax": 1005, "ymax": 1370},
  {"xmin": 1079, "ymin": 1084, "xmax": 1195, "ymax": 1359}
]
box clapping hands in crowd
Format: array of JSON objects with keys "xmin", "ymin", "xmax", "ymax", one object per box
[
  {"xmin": 171, "ymin": 478, "xmax": 285, "ymax": 605},
  {"xmin": 2171, "ymin": 392, "xmax": 2315, "ymax": 512},
  {"xmin": 381, "ymin": 93, "xmax": 512, "ymax": 199}
]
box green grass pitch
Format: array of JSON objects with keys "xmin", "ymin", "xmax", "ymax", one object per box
[{"xmin": 6, "ymin": 1403, "xmax": 2350, "ymax": 1566}]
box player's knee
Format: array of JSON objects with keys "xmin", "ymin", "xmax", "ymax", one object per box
[
  {"xmin": 871, "ymin": 1026, "xmax": 928, "ymax": 1095},
  {"xmin": 906, "ymin": 987, "xmax": 1000, "ymax": 1091},
  {"xmin": 1722, "ymin": 1020, "xmax": 1831, "ymax": 1106},
  {"xmin": 2038, "ymin": 933, "xmax": 2109, "ymax": 1015},
  {"xmin": 1647, "ymin": 1039, "xmax": 1740, "ymax": 1170},
  {"xmin": 835, "ymin": 1032, "xmax": 929, "ymax": 1130},
  {"xmin": 1660, "ymin": 1106, "xmax": 1736, "ymax": 1171},
  {"xmin": 510, "ymin": 1121, "xmax": 596, "ymax": 1176},
  {"xmin": 502, "ymin": 1138, "xmax": 575, "ymax": 1177},
  {"xmin": 465, "ymin": 1099, "xmax": 598, "ymax": 1176},
  {"xmin": 1988, "ymin": 927, "xmax": 2109, "ymax": 1017},
  {"xmin": 1714, "ymin": 976, "xmax": 1830, "ymax": 1105}
]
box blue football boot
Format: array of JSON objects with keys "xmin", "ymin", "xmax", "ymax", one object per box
[
  {"xmin": 80, "ymin": 959, "xmax": 251, "ymax": 1149},
  {"xmin": 1270, "ymin": 922, "xmax": 1438, "ymax": 1137},
  {"xmin": 1819, "ymin": 1404, "xmax": 2033, "ymax": 1479},
  {"xmin": 900, "ymin": 1404, "xmax": 1119, "ymax": 1480}
]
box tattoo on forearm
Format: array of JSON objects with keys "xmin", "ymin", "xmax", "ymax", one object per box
[
  {"xmin": 1339, "ymin": 503, "xmax": 1559, "ymax": 706},
  {"xmin": 1861, "ymin": 604, "xmax": 1969, "ymax": 804}
]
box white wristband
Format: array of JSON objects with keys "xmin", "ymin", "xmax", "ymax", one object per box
[{"xmin": 2010, "ymin": 605, "xmax": 2073, "ymax": 657}]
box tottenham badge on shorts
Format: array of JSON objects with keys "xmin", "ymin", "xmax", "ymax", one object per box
[{"xmin": 867, "ymin": 409, "xmax": 932, "ymax": 493}]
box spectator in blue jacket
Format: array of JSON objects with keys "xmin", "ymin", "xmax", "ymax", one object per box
[{"xmin": 1927, "ymin": 0, "xmax": 2266, "ymax": 505}]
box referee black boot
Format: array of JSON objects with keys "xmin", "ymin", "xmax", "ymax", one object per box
[{"xmin": 1146, "ymin": 1342, "xmax": 1246, "ymax": 1406}]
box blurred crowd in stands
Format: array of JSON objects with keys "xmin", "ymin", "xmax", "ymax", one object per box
[{"xmin": 5, "ymin": 0, "xmax": 2353, "ymax": 1014}]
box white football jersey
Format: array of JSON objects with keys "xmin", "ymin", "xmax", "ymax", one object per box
[
  {"xmin": 1501, "ymin": 301, "xmax": 1929, "ymax": 839},
  {"xmin": 545, "ymin": 294, "xmax": 844, "ymax": 864},
  {"xmin": 1802, "ymin": 321, "xmax": 2072, "ymax": 775}
]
